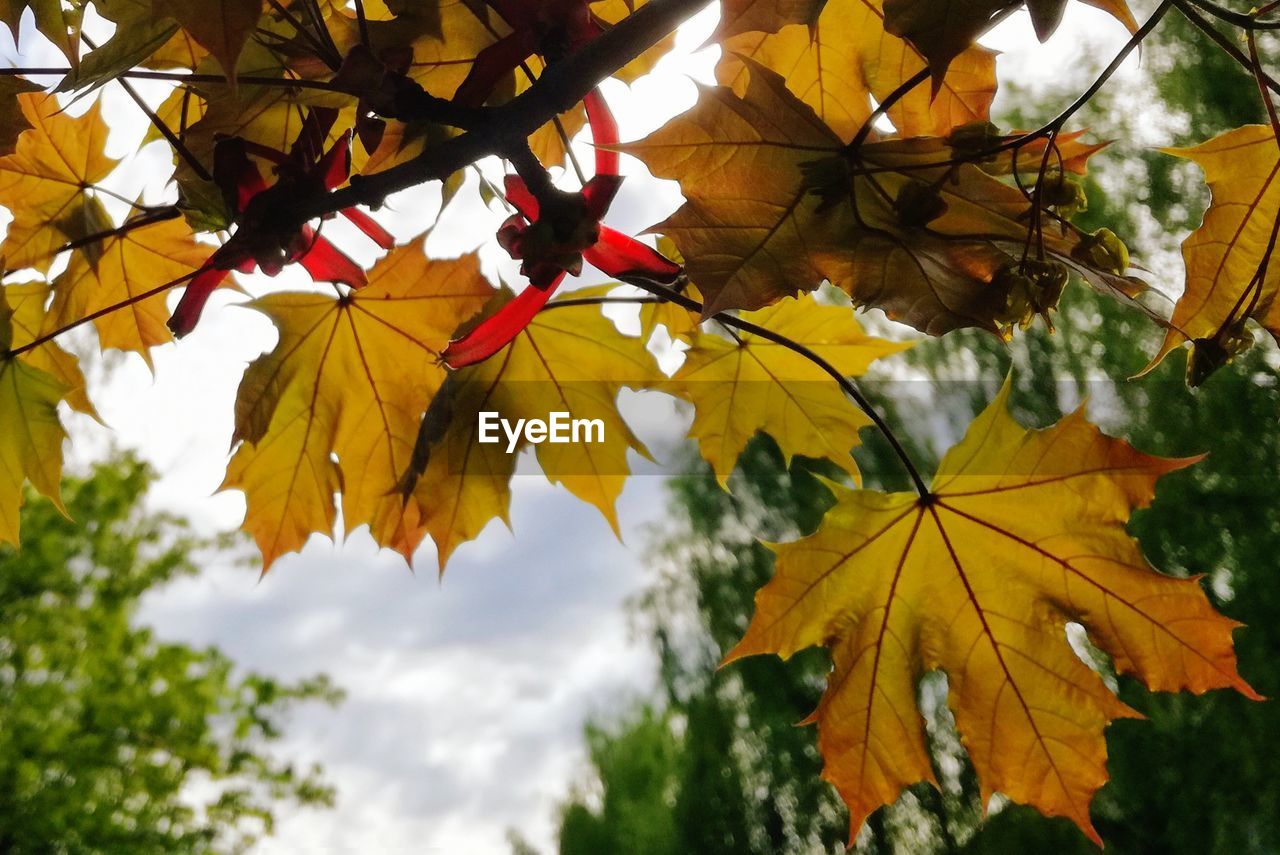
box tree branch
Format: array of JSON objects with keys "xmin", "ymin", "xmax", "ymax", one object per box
[{"xmin": 287, "ymin": 0, "xmax": 714, "ymax": 222}]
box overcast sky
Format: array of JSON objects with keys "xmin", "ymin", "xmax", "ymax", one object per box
[{"xmin": 1, "ymin": 3, "xmax": 1153, "ymax": 851}]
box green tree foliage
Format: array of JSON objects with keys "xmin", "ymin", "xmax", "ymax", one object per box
[{"xmin": 0, "ymin": 457, "xmax": 341, "ymax": 854}]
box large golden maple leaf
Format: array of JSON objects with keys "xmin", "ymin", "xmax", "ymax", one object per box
[
  {"xmin": 727, "ymin": 379, "xmax": 1257, "ymax": 844},
  {"xmin": 225, "ymin": 244, "xmax": 493, "ymax": 569}
]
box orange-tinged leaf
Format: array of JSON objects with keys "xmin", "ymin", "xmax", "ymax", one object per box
[
  {"xmin": 666, "ymin": 294, "xmax": 909, "ymax": 486},
  {"xmin": 49, "ymin": 215, "xmax": 212, "ymax": 359},
  {"xmin": 624, "ymin": 65, "xmax": 1138, "ymax": 329},
  {"xmin": 226, "ymin": 246, "xmax": 493, "ymax": 569},
  {"xmin": 0, "ymin": 94, "xmax": 117, "ymax": 273},
  {"xmin": 715, "ymin": 0, "xmax": 827, "ymax": 38},
  {"xmin": 152, "ymin": 0, "xmax": 265, "ymax": 84},
  {"xmin": 982, "ymin": 128, "xmax": 1110, "ymax": 177},
  {"xmin": 883, "ymin": 0, "xmax": 1137, "ymax": 81},
  {"xmin": 410, "ymin": 293, "xmax": 663, "ymax": 568},
  {"xmin": 0, "ymin": 290, "xmax": 68, "ymax": 546},
  {"xmin": 1150, "ymin": 126, "xmax": 1280, "ymax": 367},
  {"xmin": 718, "ymin": 0, "xmax": 997, "ymax": 141},
  {"xmin": 621, "ymin": 66, "xmax": 844, "ymax": 315},
  {"xmin": 728, "ymin": 378, "xmax": 1257, "ymax": 844}
]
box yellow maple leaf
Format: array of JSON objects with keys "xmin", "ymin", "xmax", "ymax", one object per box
[
  {"xmin": 632, "ymin": 238, "xmax": 701, "ymax": 341},
  {"xmin": 727, "ymin": 378, "xmax": 1257, "ymax": 844},
  {"xmin": 718, "ymin": 0, "xmax": 997, "ymax": 141},
  {"xmin": 3, "ymin": 281, "xmax": 95, "ymax": 418},
  {"xmin": 408, "ymin": 293, "xmax": 663, "ymax": 569},
  {"xmin": 225, "ymin": 245, "xmax": 493, "ymax": 569},
  {"xmin": 715, "ymin": 0, "xmax": 827, "ymax": 38},
  {"xmin": 1149, "ymin": 125, "xmax": 1280, "ymax": 369},
  {"xmin": 153, "ymin": 0, "xmax": 264, "ymax": 85},
  {"xmin": 666, "ymin": 294, "xmax": 910, "ymax": 486},
  {"xmin": 0, "ymin": 93, "xmax": 117, "ymax": 273},
  {"xmin": 48, "ymin": 215, "xmax": 212, "ymax": 359},
  {"xmin": 883, "ymin": 0, "xmax": 1136, "ymax": 82},
  {"xmin": 0, "ymin": 289, "xmax": 68, "ymax": 546}
]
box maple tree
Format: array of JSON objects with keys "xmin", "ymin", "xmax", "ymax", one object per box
[{"xmin": 0, "ymin": 0, "xmax": 1274, "ymax": 845}]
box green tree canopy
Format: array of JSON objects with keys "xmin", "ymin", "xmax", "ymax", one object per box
[{"xmin": 0, "ymin": 456, "xmax": 341, "ymax": 854}]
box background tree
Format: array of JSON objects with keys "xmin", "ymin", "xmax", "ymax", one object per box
[{"xmin": 0, "ymin": 456, "xmax": 341, "ymax": 854}]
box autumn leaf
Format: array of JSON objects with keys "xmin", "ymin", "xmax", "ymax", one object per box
[
  {"xmin": 173, "ymin": 43, "xmax": 356, "ymax": 164},
  {"xmin": 0, "ymin": 0, "xmax": 84, "ymax": 67},
  {"xmin": 626, "ymin": 237, "xmax": 702, "ymax": 341},
  {"xmin": 225, "ymin": 244, "xmax": 493, "ymax": 570},
  {"xmin": 153, "ymin": 0, "xmax": 265, "ymax": 85},
  {"xmin": 0, "ymin": 93, "xmax": 117, "ymax": 274},
  {"xmin": 624, "ymin": 63, "xmax": 1134, "ymax": 330},
  {"xmin": 0, "ymin": 288, "xmax": 68, "ymax": 546},
  {"xmin": 3, "ymin": 281, "xmax": 95, "ymax": 417},
  {"xmin": 665, "ymin": 294, "xmax": 909, "ymax": 486},
  {"xmin": 48, "ymin": 214, "xmax": 212, "ymax": 358},
  {"xmin": 620, "ymin": 64, "xmax": 843, "ymax": 316},
  {"xmin": 408, "ymin": 292, "xmax": 662, "ymax": 568},
  {"xmin": 637, "ymin": 285, "xmax": 701, "ymax": 341},
  {"xmin": 717, "ymin": 0, "xmax": 997, "ymax": 141},
  {"xmin": 1148, "ymin": 125, "xmax": 1280, "ymax": 369},
  {"xmin": 980, "ymin": 128, "xmax": 1110, "ymax": 178},
  {"xmin": 883, "ymin": 0, "xmax": 1137, "ymax": 81},
  {"xmin": 727, "ymin": 378, "xmax": 1257, "ymax": 844},
  {"xmin": 715, "ymin": 0, "xmax": 827, "ymax": 38},
  {"xmin": 0, "ymin": 76, "xmax": 40, "ymax": 156},
  {"xmin": 58, "ymin": 0, "xmax": 182, "ymax": 93},
  {"xmin": 591, "ymin": 0, "xmax": 678, "ymax": 84}
]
